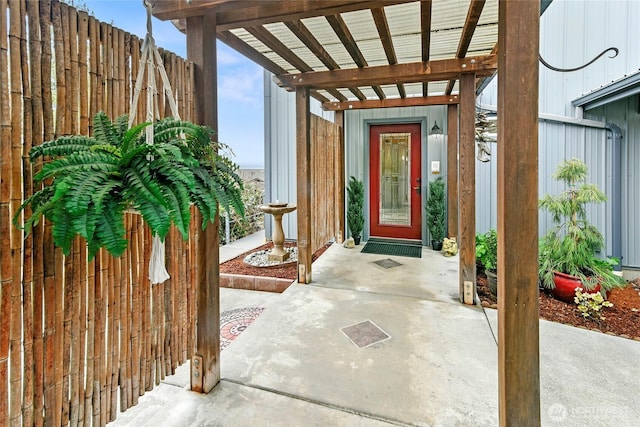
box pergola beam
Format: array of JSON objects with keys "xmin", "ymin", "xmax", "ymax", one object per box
[
  {"xmin": 152, "ymin": 0, "xmax": 414, "ymax": 24},
  {"xmin": 458, "ymin": 73, "xmax": 476, "ymax": 304},
  {"xmin": 275, "ymin": 55, "xmax": 497, "ymax": 89},
  {"xmin": 322, "ymin": 94, "xmax": 459, "ymax": 111},
  {"xmin": 371, "ymin": 7, "xmax": 404, "ymax": 97},
  {"xmin": 421, "ymin": 0, "xmax": 432, "ymax": 96},
  {"xmin": 497, "ymin": 0, "xmax": 541, "ymax": 424},
  {"xmin": 445, "ymin": 0, "xmax": 486, "ymax": 95}
]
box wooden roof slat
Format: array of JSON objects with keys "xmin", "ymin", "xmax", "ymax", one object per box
[
  {"xmin": 275, "ymin": 55, "xmax": 497, "ymax": 89},
  {"xmin": 325, "ymin": 13, "xmax": 387, "ymax": 100},
  {"xmin": 349, "ymin": 87, "xmax": 367, "ymax": 101},
  {"xmin": 372, "ymin": 86, "xmax": 386, "ymax": 99},
  {"xmin": 325, "ymin": 14, "xmax": 367, "ymax": 68},
  {"xmin": 397, "ymin": 83, "xmax": 406, "ymax": 98},
  {"xmin": 217, "ymin": 30, "xmax": 287, "ymax": 76},
  {"xmin": 323, "ymin": 94, "xmax": 459, "ymax": 111},
  {"xmin": 327, "ymin": 88, "xmax": 348, "ymax": 102},
  {"xmin": 445, "ymin": 0, "xmax": 486, "ymax": 95},
  {"xmin": 371, "ymin": 8, "xmax": 397, "ymax": 65},
  {"xmin": 246, "ymin": 25, "xmax": 313, "ymax": 72},
  {"xmin": 284, "ymin": 20, "xmax": 340, "ymax": 70},
  {"xmin": 421, "ymin": 0, "xmax": 432, "ymax": 96}
]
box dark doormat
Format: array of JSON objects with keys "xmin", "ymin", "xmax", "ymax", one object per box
[{"xmin": 361, "ymin": 240, "xmax": 422, "ymax": 258}]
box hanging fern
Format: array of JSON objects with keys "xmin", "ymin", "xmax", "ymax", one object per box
[{"xmin": 16, "ymin": 111, "xmax": 244, "ymax": 259}]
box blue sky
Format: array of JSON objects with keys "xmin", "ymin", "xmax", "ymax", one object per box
[{"xmin": 83, "ymin": 0, "xmax": 265, "ymax": 169}]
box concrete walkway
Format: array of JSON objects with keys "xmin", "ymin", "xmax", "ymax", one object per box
[{"xmin": 110, "ymin": 239, "xmax": 640, "ymax": 426}]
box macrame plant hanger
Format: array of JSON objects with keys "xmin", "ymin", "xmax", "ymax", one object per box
[{"xmin": 129, "ymin": 0, "xmax": 182, "ymax": 284}]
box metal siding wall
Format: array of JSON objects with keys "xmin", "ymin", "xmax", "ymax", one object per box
[
  {"xmin": 477, "ymin": 1, "xmax": 640, "ymax": 268},
  {"xmin": 539, "ymin": 0, "xmax": 640, "ymax": 116},
  {"xmin": 588, "ymin": 95, "xmax": 640, "ymax": 268},
  {"xmin": 264, "ymin": 72, "xmax": 337, "ymax": 240},
  {"xmin": 344, "ymin": 106, "xmax": 446, "ymax": 243}
]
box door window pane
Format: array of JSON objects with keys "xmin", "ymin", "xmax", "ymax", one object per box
[{"xmin": 379, "ymin": 132, "xmax": 410, "ymax": 226}]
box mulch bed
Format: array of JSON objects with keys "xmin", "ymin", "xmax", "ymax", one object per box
[
  {"xmin": 219, "ymin": 241, "xmax": 332, "ymax": 280},
  {"xmin": 478, "ymin": 273, "xmax": 640, "ymax": 340}
]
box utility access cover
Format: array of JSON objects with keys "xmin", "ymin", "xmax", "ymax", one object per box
[{"xmin": 341, "ymin": 320, "xmax": 391, "ymax": 348}]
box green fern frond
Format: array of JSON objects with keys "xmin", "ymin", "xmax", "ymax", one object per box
[
  {"xmin": 151, "ymin": 160, "xmax": 195, "ymax": 189},
  {"xmin": 51, "ymin": 204, "xmax": 76, "ymax": 256},
  {"xmin": 135, "ymin": 197, "xmax": 171, "ymax": 239},
  {"xmin": 29, "ymin": 135, "xmax": 96, "ymax": 160},
  {"xmin": 122, "ymin": 157, "xmax": 166, "ymax": 205},
  {"xmin": 92, "ymin": 111, "xmax": 120, "ymax": 147},
  {"xmin": 121, "ymin": 121, "xmax": 149, "ymax": 153},
  {"xmin": 92, "ymin": 180, "xmax": 122, "ymax": 214},
  {"xmin": 163, "ymin": 184, "xmax": 192, "ymax": 239},
  {"xmin": 71, "ymin": 203, "xmax": 100, "ymax": 241},
  {"xmin": 35, "ymin": 151, "xmax": 119, "ymax": 182},
  {"xmin": 94, "ymin": 200, "xmax": 128, "ymax": 257},
  {"xmin": 114, "ymin": 114, "xmax": 130, "ymax": 140},
  {"xmin": 65, "ymin": 171, "xmax": 113, "ymax": 215},
  {"xmin": 90, "ymin": 144, "xmax": 122, "ymax": 158}
]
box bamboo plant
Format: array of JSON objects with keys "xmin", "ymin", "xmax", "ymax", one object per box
[{"xmin": 16, "ymin": 111, "xmax": 244, "ymax": 259}]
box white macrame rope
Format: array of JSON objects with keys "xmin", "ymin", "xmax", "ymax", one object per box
[{"xmin": 130, "ymin": 0, "xmax": 181, "ymax": 284}]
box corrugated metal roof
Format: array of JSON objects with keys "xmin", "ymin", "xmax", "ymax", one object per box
[{"xmin": 186, "ymin": 0, "xmax": 500, "ymax": 104}]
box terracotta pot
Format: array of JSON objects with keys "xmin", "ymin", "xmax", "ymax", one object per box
[
  {"xmin": 486, "ymin": 270, "xmax": 498, "ymax": 297},
  {"xmin": 551, "ymin": 271, "xmax": 601, "ymax": 303}
]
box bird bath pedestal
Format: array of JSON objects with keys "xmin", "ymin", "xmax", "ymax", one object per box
[{"xmin": 259, "ymin": 202, "xmax": 297, "ymax": 262}]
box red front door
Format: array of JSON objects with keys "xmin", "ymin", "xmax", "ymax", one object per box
[{"xmin": 369, "ymin": 123, "xmax": 422, "ymax": 240}]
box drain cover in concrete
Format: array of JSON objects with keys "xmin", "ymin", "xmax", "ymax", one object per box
[
  {"xmin": 372, "ymin": 258, "xmax": 402, "ymax": 269},
  {"xmin": 341, "ymin": 320, "xmax": 391, "ymax": 348}
]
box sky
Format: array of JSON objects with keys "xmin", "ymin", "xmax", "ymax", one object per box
[{"xmin": 82, "ymin": 0, "xmax": 265, "ymax": 169}]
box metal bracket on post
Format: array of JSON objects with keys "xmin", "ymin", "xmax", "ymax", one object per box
[
  {"xmin": 463, "ymin": 281, "xmax": 474, "ymax": 305},
  {"xmin": 191, "ymin": 354, "xmax": 204, "ymax": 392}
]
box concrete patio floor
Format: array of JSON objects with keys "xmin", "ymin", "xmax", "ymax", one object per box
[{"xmin": 109, "ymin": 239, "xmax": 640, "ymax": 426}]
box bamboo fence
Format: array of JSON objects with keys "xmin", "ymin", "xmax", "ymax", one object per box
[{"xmin": 0, "ymin": 1, "xmax": 199, "ymax": 425}]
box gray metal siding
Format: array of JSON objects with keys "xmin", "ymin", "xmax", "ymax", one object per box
[
  {"xmin": 477, "ymin": 0, "xmax": 640, "ymax": 268},
  {"xmin": 587, "ymin": 95, "xmax": 640, "ymax": 267},
  {"xmin": 264, "ymin": 72, "xmax": 335, "ymax": 240},
  {"xmin": 344, "ymin": 106, "xmax": 447, "ymax": 245}
]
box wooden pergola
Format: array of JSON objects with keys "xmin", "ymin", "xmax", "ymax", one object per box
[{"xmin": 153, "ymin": 1, "xmax": 541, "ymax": 425}]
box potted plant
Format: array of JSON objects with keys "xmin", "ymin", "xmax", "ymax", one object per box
[
  {"xmin": 16, "ymin": 111, "xmax": 244, "ymax": 259},
  {"xmin": 538, "ymin": 158, "xmax": 625, "ymax": 302},
  {"xmin": 426, "ymin": 177, "xmax": 445, "ymax": 250},
  {"xmin": 347, "ymin": 176, "xmax": 364, "ymax": 245},
  {"xmin": 476, "ymin": 228, "xmax": 498, "ymax": 296}
]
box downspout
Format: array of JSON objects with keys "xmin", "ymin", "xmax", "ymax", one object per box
[
  {"xmin": 605, "ymin": 123, "xmax": 623, "ymax": 271},
  {"xmin": 476, "ymin": 102, "xmax": 623, "ymax": 270}
]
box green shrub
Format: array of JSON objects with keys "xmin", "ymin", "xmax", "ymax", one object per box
[
  {"xmin": 426, "ymin": 177, "xmax": 445, "ymax": 242},
  {"xmin": 347, "ymin": 176, "xmax": 364, "ymax": 238}
]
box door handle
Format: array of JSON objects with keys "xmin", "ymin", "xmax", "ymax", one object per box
[{"xmin": 413, "ymin": 186, "xmax": 421, "ymax": 194}]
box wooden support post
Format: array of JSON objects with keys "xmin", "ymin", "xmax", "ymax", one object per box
[
  {"xmin": 446, "ymin": 104, "xmax": 458, "ymax": 239},
  {"xmin": 186, "ymin": 14, "xmax": 220, "ymax": 393},
  {"xmin": 458, "ymin": 73, "xmax": 476, "ymax": 304},
  {"xmin": 334, "ymin": 110, "xmax": 345, "ymax": 243},
  {"xmin": 296, "ymin": 87, "xmax": 312, "ymax": 283},
  {"xmin": 497, "ymin": 1, "xmax": 541, "ymax": 424}
]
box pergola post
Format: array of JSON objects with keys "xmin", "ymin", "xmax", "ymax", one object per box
[
  {"xmin": 334, "ymin": 110, "xmax": 346, "ymax": 244},
  {"xmin": 458, "ymin": 73, "xmax": 476, "ymax": 304},
  {"xmin": 186, "ymin": 14, "xmax": 220, "ymax": 393},
  {"xmin": 446, "ymin": 104, "xmax": 458, "ymax": 239},
  {"xmin": 497, "ymin": 1, "xmax": 541, "ymax": 425},
  {"xmin": 296, "ymin": 87, "xmax": 312, "ymax": 283}
]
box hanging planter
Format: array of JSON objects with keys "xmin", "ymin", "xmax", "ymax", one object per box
[{"xmin": 15, "ymin": 112, "xmax": 244, "ymax": 260}]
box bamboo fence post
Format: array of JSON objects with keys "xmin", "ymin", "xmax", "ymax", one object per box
[
  {"xmin": 119, "ymin": 216, "xmax": 130, "ymax": 412},
  {"xmin": 108, "ymin": 253, "xmax": 118, "ymax": 422},
  {"xmin": 7, "ymin": 1, "xmax": 24, "ymax": 425},
  {"xmin": 0, "ymin": 0, "xmax": 11, "ymax": 422},
  {"xmin": 25, "ymin": 0, "xmax": 44, "ymax": 424},
  {"xmin": 91, "ymin": 251, "xmax": 103, "ymax": 427},
  {"xmin": 99, "ymin": 250, "xmax": 108, "ymax": 427},
  {"xmin": 143, "ymin": 225, "xmax": 152, "ymax": 391},
  {"xmin": 88, "ymin": 16, "xmax": 98, "ymax": 126},
  {"xmin": 112, "ymin": 27, "xmax": 120, "ymax": 117},
  {"xmin": 130, "ymin": 215, "xmax": 141, "ymax": 405},
  {"xmin": 84, "ymin": 253, "xmax": 95, "ymax": 426}
]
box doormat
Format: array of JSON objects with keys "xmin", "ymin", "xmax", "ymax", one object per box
[{"xmin": 361, "ymin": 241, "xmax": 422, "ymax": 258}]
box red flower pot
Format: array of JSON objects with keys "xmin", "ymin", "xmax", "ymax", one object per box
[{"xmin": 551, "ymin": 271, "xmax": 601, "ymax": 303}]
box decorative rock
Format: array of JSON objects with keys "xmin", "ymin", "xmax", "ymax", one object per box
[
  {"xmin": 244, "ymin": 247, "xmax": 297, "ymax": 267},
  {"xmin": 343, "ymin": 238, "xmax": 355, "ymax": 249},
  {"xmin": 442, "ymin": 237, "xmax": 458, "ymax": 257}
]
